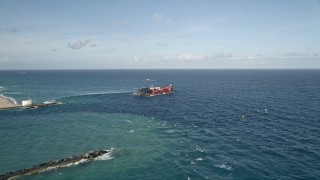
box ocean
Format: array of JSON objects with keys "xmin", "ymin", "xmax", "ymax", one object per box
[{"xmin": 0, "ymin": 70, "xmax": 319, "ymax": 179}]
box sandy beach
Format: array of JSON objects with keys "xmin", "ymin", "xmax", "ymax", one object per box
[{"xmin": 0, "ymin": 96, "xmax": 19, "ymax": 109}]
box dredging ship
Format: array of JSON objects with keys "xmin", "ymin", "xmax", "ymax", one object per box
[{"xmin": 134, "ymin": 84, "xmax": 174, "ymax": 96}]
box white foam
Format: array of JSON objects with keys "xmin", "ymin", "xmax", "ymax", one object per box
[
  {"xmin": 6, "ymin": 149, "xmax": 116, "ymax": 179},
  {"xmin": 5, "ymin": 92, "xmax": 24, "ymax": 95},
  {"xmin": 126, "ymin": 120, "xmax": 134, "ymax": 124},
  {"xmin": 214, "ymin": 163, "xmax": 232, "ymax": 171},
  {"xmin": 39, "ymin": 149, "xmax": 115, "ymax": 171},
  {"xmin": 195, "ymin": 145, "xmax": 205, "ymax": 153},
  {"xmin": 34, "ymin": 159, "xmax": 90, "ymax": 175},
  {"xmin": 128, "ymin": 129, "xmax": 135, "ymax": 133},
  {"xmin": 43, "ymin": 100, "xmax": 57, "ymax": 104},
  {"xmin": 195, "ymin": 158, "xmax": 204, "ymax": 161},
  {"xmin": 95, "ymin": 148, "xmax": 115, "ymax": 161}
]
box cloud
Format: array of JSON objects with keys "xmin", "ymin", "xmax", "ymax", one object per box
[
  {"xmin": 131, "ymin": 56, "xmax": 150, "ymax": 63},
  {"xmin": 279, "ymin": 52, "xmax": 320, "ymax": 59},
  {"xmin": 282, "ymin": 52, "xmax": 305, "ymax": 58},
  {"xmin": 153, "ymin": 12, "xmax": 164, "ymax": 23},
  {"xmin": 90, "ymin": 43, "xmax": 98, "ymax": 48},
  {"xmin": 175, "ymin": 32, "xmax": 194, "ymax": 39},
  {"xmin": 175, "ymin": 54, "xmax": 205, "ymax": 62},
  {"xmin": 156, "ymin": 43, "xmax": 169, "ymax": 47},
  {"xmin": 129, "ymin": 52, "xmax": 320, "ymax": 66},
  {"xmin": 159, "ymin": 53, "xmax": 233, "ymax": 62},
  {"xmin": 235, "ymin": 52, "xmax": 320, "ymax": 60},
  {"xmin": 123, "ymin": 19, "xmax": 133, "ymax": 25},
  {"xmin": 0, "ymin": 57, "xmax": 10, "ymax": 64},
  {"xmin": 96, "ymin": 21, "xmax": 105, "ymax": 28},
  {"xmin": 152, "ymin": 12, "xmax": 173, "ymax": 24},
  {"xmin": 67, "ymin": 40, "xmax": 90, "ymax": 49},
  {"xmin": 175, "ymin": 26, "xmax": 210, "ymax": 39},
  {"xmin": 210, "ymin": 53, "xmax": 233, "ymax": 60},
  {"xmin": 183, "ymin": 26, "xmax": 209, "ymax": 34},
  {"xmin": 0, "ymin": 27, "xmax": 18, "ymax": 33}
]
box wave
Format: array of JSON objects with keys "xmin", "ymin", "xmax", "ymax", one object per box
[
  {"xmin": 95, "ymin": 148, "xmax": 116, "ymax": 160},
  {"xmin": 43, "ymin": 100, "xmax": 63, "ymax": 105},
  {"xmin": 214, "ymin": 163, "xmax": 232, "ymax": 171},
  {"xmin": 3, "ymin": 92, "xmax": 24, "ymax": 95},
  {"xmin": 195, "ymin": 157, "xmax": 204, "ymax": 161},
  {"xmin": 0, "ymin": 149, "xmax": 114, "ymax": 179},
  {"xmin": 127, "ymin": 129, "xmax": 135, "ymax": 134}
]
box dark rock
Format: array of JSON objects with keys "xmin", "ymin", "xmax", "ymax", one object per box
[{"xmin": 0, "ymin": 149, "xmax": 110, "ymax": 180}]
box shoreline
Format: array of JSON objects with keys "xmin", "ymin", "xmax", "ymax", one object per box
[{"xmin": 0, "ymin": 95, "xmax": 19, "ymax": 109}]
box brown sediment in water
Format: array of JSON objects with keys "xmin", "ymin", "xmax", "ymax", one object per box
[{"xmin": 0, "ymin": 149, "xmax": 110, "ymax": 180}]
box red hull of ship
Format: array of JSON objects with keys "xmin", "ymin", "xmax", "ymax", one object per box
[
  {"xmin": 134, "ymin": 84, "xmax": 174, "ymax": 96},
  {"xmin": 149, "ymin": 85, "xmax": 174, "ymax": 95}
]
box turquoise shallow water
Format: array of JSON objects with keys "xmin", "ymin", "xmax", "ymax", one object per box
[{"xmin": 1, "ymin": 70, "xmax": 320, "ymax": 179}]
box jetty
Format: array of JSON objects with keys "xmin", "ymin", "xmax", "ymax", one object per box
[
  {"xmin": 0, "ymin": 99, "xmax": 62, "ymax": 110},
  {"xmin": 0, "ymin": 149, "xmax": 110, "ymax": 180}
]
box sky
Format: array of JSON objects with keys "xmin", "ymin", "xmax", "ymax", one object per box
[{"xmin": 0, "ymin": 0, "xmax": 320, "ymax": 69}]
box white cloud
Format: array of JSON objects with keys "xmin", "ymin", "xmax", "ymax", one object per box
[
  {"xmin": 277, "ymin": 52, "xmax": 320, "ymax": 59},
  {"xmin": 156, "ymin": 43, "xmax": 169, "ymax": 47},
  {"xmin": 67, "ymin": 40, "xmax": 90, "ymax": 50},
  {"xmin": 166, "ymin": 19, "xmax": 173, "ymax": 24},
  {"xmin": 210, "ymin": 53, "xmax": 233, "ymax": 60},
  {"xmin": 90, "ymin": 43, "xmax": 98, "ymax": 48},
  {"xmin": 0, "ymin": 57, "xmax": 10, "ymax": 64},
  {"xmin": 153, "ymin": 12, "xmax": 164, "ymax": 23},
  {"xmin": 0, "ymin": 27, "xmax": 18, "ymax": 33},
  {"xmin": 175, "ymin": 26, "xmax": 210, "ymax": 39},
  {"xmin": 131, "ymin": 56, "xmax": 150, "ymax": 63},
  {"xmin": 175, "ymin": 32, "xmax": 194, "ymax": 39},
  {"xmin": 175, "ymin": 54, "xmax": 205, "ymax": 62},
  {"xmin": 183, "ymin": 26, "xmax": 210, "ymax": 33},
  {"xmin": 158, "ymin": 54, "xmax": 194, "ymax": 62},
  {"xmin": 123, "ymin": 19, "xmax": 133, "ymax": 25},
  {"xmin": 152, "ymin": 12, "xmax": 173, "ymax": 25},
  {"xmin": 159, "ymin": 53, "xmax": 233, "ymax": 62},
  {"xmin": 281, "ymin": 52, "xmax": 305, "ymax": 58}
]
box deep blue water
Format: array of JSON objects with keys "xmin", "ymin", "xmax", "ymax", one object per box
[{"xmin": 1, "ymin": 70, "xmax": 320, "ymax": 179}]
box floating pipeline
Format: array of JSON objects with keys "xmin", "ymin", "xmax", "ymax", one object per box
[{"xmin": 0, "ymin": 149, "xmax": 110, "ymax": 180}]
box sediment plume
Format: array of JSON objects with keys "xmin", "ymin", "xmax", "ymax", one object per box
[{"xmin": 0, "ymin": 149, "xmax": 110, "ymax": 180}]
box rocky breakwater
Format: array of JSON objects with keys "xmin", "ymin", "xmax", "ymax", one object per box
[{"xmin": 0, "ymin": 149, "xmax": 110, "ymax": 180}]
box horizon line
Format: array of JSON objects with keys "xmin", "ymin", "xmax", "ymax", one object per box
[{"xmin": 0, "ymin": 68, "xmax": 320, "ymax": 71}]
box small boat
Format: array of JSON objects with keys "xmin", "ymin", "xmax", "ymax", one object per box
[{"xmin": 134, "ymin": 84, "xmax": 174, "ymax": 96}]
